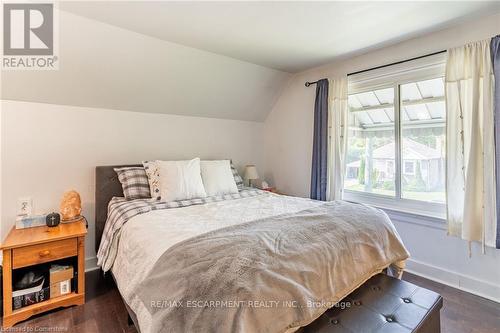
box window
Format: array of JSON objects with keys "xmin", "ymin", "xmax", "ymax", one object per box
[
  {"xmin": 343, "ymin": 54, "xmax": 446, "ymax": 218},
  {"xmin": 403, "ymin": 161, "xmax": 415, "ymax": 175}
]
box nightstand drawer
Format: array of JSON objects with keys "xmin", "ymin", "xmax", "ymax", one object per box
[{"xmin": 12, "ymin": 238, "xmax": 77, "ymax": 269}]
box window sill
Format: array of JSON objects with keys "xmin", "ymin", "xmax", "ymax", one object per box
[
  {"xmin": 381, "ymin": 207, "xmax": 446, "ymax": 230},
  {"xmin": 342, "ymin": 190, "xmax": 447, "ymax": 230}
]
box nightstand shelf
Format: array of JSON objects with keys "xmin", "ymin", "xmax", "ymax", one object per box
[
  {"xmin": 1, "ymin": 219, "xmax": 87, "ymax": 328},
  {"xmin": 10, "ymin": 292, "xmax": 83, "ymax": 321}
]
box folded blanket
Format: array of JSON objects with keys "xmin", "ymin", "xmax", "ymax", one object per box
[{"xmin": 137, "ymin": 200, "xmax": 409, "ymax": 333}]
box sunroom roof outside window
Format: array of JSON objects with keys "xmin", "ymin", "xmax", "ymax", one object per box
[{"xmin": 348, "ymin": 78, "xmax": 445, "ymax": 131}]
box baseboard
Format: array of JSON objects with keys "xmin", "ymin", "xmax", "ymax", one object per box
[
  {"xmin": 85, "ymin": 256, "xmax": 99, "ymax": 272},
  {"xmin": 406, "ymin": 258, "xmax": 500, "ymax": 303}
]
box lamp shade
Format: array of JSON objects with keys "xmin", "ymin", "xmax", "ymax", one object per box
[{"xmin": 244, "ymin": 165, "xmax": 259, "ymax": 180}]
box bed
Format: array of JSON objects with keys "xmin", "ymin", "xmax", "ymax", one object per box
[{"xmin": 95, "ymin": 164, "xmax": 410, "ymax": 333}]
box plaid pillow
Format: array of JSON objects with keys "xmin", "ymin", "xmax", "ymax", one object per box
[
  {"xmin": 230, "ymin": 163, "xmax": 244, "ymax": 189},
  {"xmin": 114, "ymin": 167, "xmax": 151, "ymax": 200}
]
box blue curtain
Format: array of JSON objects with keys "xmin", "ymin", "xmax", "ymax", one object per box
[
  {"xmin": 311, "ymin": 79, "xmax": 329, "ymax": 201},
  {"xmin": 491, "ymin": 35, "xmax": 500, "ymax": 249}
]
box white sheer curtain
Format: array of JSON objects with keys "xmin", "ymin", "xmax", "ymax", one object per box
[
  {"xmin": 327, "ymin": 77, "xmax": 348, "ymax": 201},
  {"xmin": 446, "ymin": 39, "xmax": 497, "ymax": 250}
]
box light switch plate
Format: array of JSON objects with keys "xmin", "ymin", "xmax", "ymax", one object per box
[{"xmin": 17, "ymin": 197, "xmax": 33, "ymax": 217}]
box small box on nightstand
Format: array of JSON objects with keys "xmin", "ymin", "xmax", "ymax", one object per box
[{"xmin": 50, "ymin": 265, "xmax": 73, "ymax": 298}]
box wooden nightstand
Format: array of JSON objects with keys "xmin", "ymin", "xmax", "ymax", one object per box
[{"xmin": 1, "ymin": 218, "xmax": 87, "ymax": 328}]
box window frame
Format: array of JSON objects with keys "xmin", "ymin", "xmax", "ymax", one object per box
[{"xmin": 343, "ymin": 53, "xmax": 446, "ymax": 219}]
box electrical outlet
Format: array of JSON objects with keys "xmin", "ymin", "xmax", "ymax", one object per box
[{"xmin": 17, "ymin": 197, "xmax": 33, "ymax": 217}]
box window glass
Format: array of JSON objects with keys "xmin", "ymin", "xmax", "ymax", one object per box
[
  {"xmin": 344, "ymin": 88, "xmax": 395, "ymax": 196},
  {"xmin": 400, "ymin": 78, "xmax": 446, "ymax": 203}
]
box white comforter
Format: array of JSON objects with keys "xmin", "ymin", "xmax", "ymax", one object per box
[
  {"xmin": 111, "ymin": 192, "xmax": 407, "ymax": 332},
  {"xmin": 111, "ymin": 193, "xmax": 324, "ymax": 332}
]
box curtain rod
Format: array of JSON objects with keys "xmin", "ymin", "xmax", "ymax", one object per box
[
  {"xmin": 304, "ymin": 49, "xmax": 446, "ymax": 87},
  {"xmin": 304, "ymin": 80, "xmax": 319, "ymax": 87},
  {"xmin": 347, "ymin": 50, "xmax": 446, "ymax": 76}
]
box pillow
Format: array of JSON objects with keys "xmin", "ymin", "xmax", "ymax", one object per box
[
  {"xmin": 230, "ymin": 162, "xmax": 244, "ymax": 189},
  {"xmin": 201, "ymin": 160, "xmax": 239, "ymax": 196},
  {"xmin": 158, "ymin": 158, "xmax": 207, "ymax": 202},
  {"xmin": 143, "ymin": 161, "xmax": 162, "ymax": 200},
  {"xmin": 114, "ymin": 167, "xmax": 151, "ymax": 200}
]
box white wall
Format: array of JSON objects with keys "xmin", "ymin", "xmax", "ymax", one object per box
[
  {"xmin": 0, "ymin": 100, "xmax": 266, "ymax": 269},
  {"xmin": 395, "ymin": 221, "xmax": 500, "ymax": 302},
  {"xmin": 263, "ymin": 13, "xmax": 500, "ymax": 301}
]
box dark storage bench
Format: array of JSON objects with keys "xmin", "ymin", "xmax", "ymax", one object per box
[{"xmin": 301, "ymin": 273, "xmax": 443, "ymax": 333}]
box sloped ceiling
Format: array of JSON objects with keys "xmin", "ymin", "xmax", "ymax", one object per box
[
  {"xmin": 60, "ymin": 1, "xmax": 500, "ymax": 72},
  {"xmin": 1, "ymin": 9, "xmax": 290, "ymax": 122}
]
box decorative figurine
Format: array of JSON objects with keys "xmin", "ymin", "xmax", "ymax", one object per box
[{"xmin": 60, "ymin": 190, "xmax": 82, "ymax": 222}]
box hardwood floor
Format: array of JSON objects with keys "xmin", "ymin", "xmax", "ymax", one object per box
[
  {"xmin": 402, "ymin": 272, "xmax": 500, "ymax": 333},
  {"xmin": 3, "ymin": 270, "xmax": 499, "ymax": 332}
]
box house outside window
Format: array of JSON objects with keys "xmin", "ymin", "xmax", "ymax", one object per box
[
  {"xmin": 403, "ymin": 161, "xmax": 415, "ymax": 175},
  {"xmin": 386, "ymin": 160, "xmax": 395, "ymax": 177},
  {"xmin": 343, "ymin": 54, "xmax": 446, "ymax": 218}
]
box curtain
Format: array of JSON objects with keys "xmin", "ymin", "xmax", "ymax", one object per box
[
  {"xmin": 311, "ymin": 79, "xmax": 329, "ymax": 200},
  {"xmin": 491, "ymin": 35, "xmax": 500, "ymax": 249},
  {"xmin": 327, "ymin": 77, "xmax": 348, "ymax": 201},
  {"xmin": 445, "ymin": 39, "xmax": 497, "ymax": 250}
]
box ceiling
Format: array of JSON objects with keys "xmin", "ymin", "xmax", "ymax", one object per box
[{"xmin": 60, "ymin": 1, "xmax": 500, "ymax": 73}]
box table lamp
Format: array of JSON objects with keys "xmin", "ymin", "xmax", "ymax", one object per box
[{"xmin": 244, "ymin": 165, "xmax": 259, "ymax": 187}]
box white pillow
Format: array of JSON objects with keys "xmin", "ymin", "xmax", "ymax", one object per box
[
  {"xmin": 158, "ymin": 158, "xmax": 207, "ymax": 202},
  {"xmin": 201, "ymin": 160, "xmax": 239, "ymax": 196}
]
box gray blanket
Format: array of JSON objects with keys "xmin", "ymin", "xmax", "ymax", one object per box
[{"xmin": 138, "ymin": 201, "xmax": 409, "ymax": 333}]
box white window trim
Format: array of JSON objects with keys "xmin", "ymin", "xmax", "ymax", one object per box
[
  {"xmin": 343, "ymin": 189, "xmax": 446, "ymax": 219},
  {"xmin": 382, "ymin": 207, "xmax": 446, "ymax": 230},
  {"xmin": 344, "ymin": 53, "xmax": 446, "ymax": 220},
  {"xmin": 348, "ymin": 53, "xmax": 446, "ymax": 93}
]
